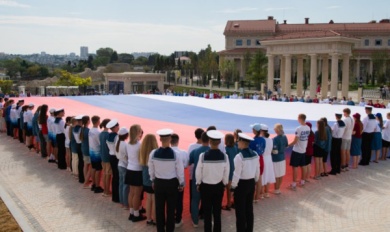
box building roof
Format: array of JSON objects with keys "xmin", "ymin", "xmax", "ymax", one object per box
[
  {"xmin": 224, "ymin": 19, "xmax": 390, "ymax": 36},
  {"xmin": 224, "ymin": 20, "xmax": 276, "ymax": 35},
  {"xmin": 262, "ymin": 30, "xmax": 357, "ymax": 41},
  {"xmin": 217, "ymin": 48, "xmax": 265, "ymax": 55}
]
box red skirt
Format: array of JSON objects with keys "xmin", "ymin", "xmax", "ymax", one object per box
[{"xmin": 259, "ymin": 155, "xmax": 264, "ymax": 175}]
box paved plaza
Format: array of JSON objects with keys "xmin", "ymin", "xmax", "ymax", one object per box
[{"xmin": 1, "ymin": 133, "xmax": 390, "ymax": 232}]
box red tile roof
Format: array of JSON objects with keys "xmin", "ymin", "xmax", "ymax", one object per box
[
  {"xmin": 262, "ymin": 30, "xmax": 357, "ymax": 41},
  {"xmin": 217, "ymin": 48, "xmax": 265, "ymax": 55},
  {"xmin": 224, "ymin": 20, "xmax": 276, "ymax": 35},
  {"xmin": 224, "ymin": 20, "xmax": 390, "ymax": 36}
]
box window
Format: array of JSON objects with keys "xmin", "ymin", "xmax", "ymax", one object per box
[
  {"xmin": 375, "ymin": 39, "xmax": 382, "ymax": 46},
  {"xmin": 246, "ymin": 39, "xmax": 251, "ymax": 46},
  {"xmin": 364, "ymin": 39, "xmax": 369, "ymax": 46},
  {"xmin": 236, "ymin": 39, "xmax": 243, "ymax": 46},
  {"xmin": 256, "ymin": 40, "xmax": 261, "ymax": 46}
]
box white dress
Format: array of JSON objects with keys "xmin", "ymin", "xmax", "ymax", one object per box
[{"xmin": 262, "ymin": 137, "xmax": 276, "ymax": 185}]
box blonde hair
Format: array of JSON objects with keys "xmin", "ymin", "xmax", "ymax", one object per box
[
  {"xmin": 274, "ymin": 123, "xmax": 284, "ymax": 135},
  {"xmin": 139, "ymin": 134, "xmax": 158, "ymax": 166},
  {"xmin": 129, "ymin": 124, "xmax": 141, "ymax": 145}
]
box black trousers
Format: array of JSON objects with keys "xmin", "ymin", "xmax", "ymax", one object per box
[
  {"xmin": 155, "ymin": 178, "xmax": 178, "ymax": 232},
  {"xmin": 200, "ymin": 182, "xmax": 224, "ymax": 232},
  {"xmin": 234, "ymin": 179, "xmax": 255, "ymax": 232},
  {"xmin": 18, "ymin": 119, "xmax": 23, "ymax": 143},
  {"xmin": 330, "ymin": 138, "xmax": 342, "ymax": 173},
  {"xmin": 361, "ymin": 132, "xmax": 374, "ymax": 165},
  {"xmin": 6, "ymin": 120, "xmax": 12, "ymax": 137},
  {"xmin": 56, "ymin": 133, "xmax": 67, "ymax": 169},
  {"xmin": 39, "ymin": 131, "xmax": 47, "ymax": 157},
  {"xmin": 109, "ymin": 155, "xmax": 120, "ymax": 203},
  {"xmin": 76, "ymin": 144, "xmax": 85, "ymax": 183},
  {"xmin": 189, "ymin": 179, "xmax": 192, "ymax": 214},
  {"xmin": 175, "ymin": 189, "xmax": 184, "ymax": 223}
]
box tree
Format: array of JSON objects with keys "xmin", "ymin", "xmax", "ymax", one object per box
[
  {"xmin": 220, "ymin": 60, "xmax": 236, "ymax": 83},
  {"xmin": 0, "ymin": 80, "xmax": 13, "ymax": 94},
  {"xmin": 110, "ymin": 51, "xmax": 119, "ymax": 63},
  {"xmin": 198, "ymin": 45, "xmax": 218, "ymax": 82},
  {"xmin": 133, "ymin": 56, "xmax": 148, "ymax": 66},
  {"xmin": 246, "ymin": 51, "xmax": 268, "ymax": 90},
  {"xmin": 56, "ymin": 70, "xmax": 92, "ymax": 87},
  {"xmin": 87, "ymin": 55, "xmax": 94, "ymax": 69},
  {"xmin": 4, "ymin": 59, "xmax": 21, "ymax": 78},
  {"xmin": 118, "ymin": 53, "xmax": 134, "ymax": 64},
  {"xmin": 372, "ymin": 51, "xmax": 389, "ymax": 84},
  {"xmin": 26, "ymin": 65, "xmax": 40, "ymax": 78}
]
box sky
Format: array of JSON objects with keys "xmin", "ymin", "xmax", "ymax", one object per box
[{"xmin": 0, "ymin": 0, "xmax": 389, "ymax": 56}]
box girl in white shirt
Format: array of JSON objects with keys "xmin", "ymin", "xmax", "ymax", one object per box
[
  {"xmin": 115, "ymin": 127, "xmax": 129, "ymax": 210},
  {"xmin": 64, "ymin": 116, "xmax": 72, "ymax": 172},
  {"xmin": 125, "ymin": 124, "xmax": 146, "ymax": 222}
]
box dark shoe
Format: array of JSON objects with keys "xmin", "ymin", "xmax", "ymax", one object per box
[
  {"xmin": 199, "ymin": 214, "xmax": 204, "ymax": 220},
  {"xmin": 48, "ymin": 159, "xmax": 56, "ymax": 163},
  {"xmin": 221, "ymin": 205, "xmax": 231, "ymax": 211},
  {"xmin": 139, "ymin": 207, "xmax": 146, "ymax": 214},
  {"xmin": 128, "ymin": 214, "xmax": 134, "ymax": 221},
  {"xmin": 146, "ymin": 220, "xmax": 155, "ymax": 225},
  {"xmin": 91, "ymin": 184, "xmax": 96, "ymax": 191},
  {"xmin": 94, "ymin": 187, "xmax": 104, "ymax": 193},
  {"xmin": 132, "ymin": 214, "xmax": 146, "ymax": 222},
  {"xmin": 320, "ymin": 173, "xmax": 325, "ymax": 177},
  {"xmin": 328, "ymin": 171, "xmax": 337, "ymax": 175}
]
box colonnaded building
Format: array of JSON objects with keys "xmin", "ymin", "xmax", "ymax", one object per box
[{"xmin": 218, "ymin": 17, "xmax": 390, "ymax": 98}]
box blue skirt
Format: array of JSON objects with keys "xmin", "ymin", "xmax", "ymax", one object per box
[
  {"xmin": 371, "ymin": 132, "xmax": 382, "ymax": 151},
  {"xmin": 350, "ymin": 136, "xmax": 362, "ymax": 156}
]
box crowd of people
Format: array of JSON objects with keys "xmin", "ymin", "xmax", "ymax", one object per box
[{"xmin": 0, "ymin": 95, "xmax": 390, "ymax": 232}]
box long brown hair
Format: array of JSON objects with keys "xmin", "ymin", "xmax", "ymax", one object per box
[
  {"xmin": 317, "ymin": 120, "xmax": 326, "ymax": 141},
  {"xmin": 80, "ymin": 116, "xmax": 90, "ymax": 141},
  {"xmin": 139, "ymin": 134, "xmax": 158, "ymax": 166},
  {"xmin": 69, "ymin": 117, "xmax": 76, "ymax": 139},
  {"xmin": 129, "ymin": 124, "xmax": 141, "ymax": 145},
  {"xmin": 39, "ymin": 104, "xmax": 48, "ymax": 124},
  {"xmin": 116, "ymin": 133, "xmax": 129, "ymax": 153}
]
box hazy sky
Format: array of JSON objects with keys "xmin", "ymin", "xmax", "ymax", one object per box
[{"xmin": 0, "ymin": 0, "xmax": 389, "ymax": 55}]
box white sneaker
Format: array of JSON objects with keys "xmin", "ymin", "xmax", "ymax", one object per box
[
  {"xmin": 175, "ymin": 220, "xmax": 183, "ymax": 228},
  {"xmin": 192, "ymin": 223, "xmax": 199, "ymax": 228},
  {"xmin": 289, "ymin": 184, "xmax": 296, "ymax": 191}
]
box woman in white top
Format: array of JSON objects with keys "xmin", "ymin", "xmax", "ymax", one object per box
[
  {"xmin": 381, "ymin": 113, "xmax": 390, "ymax": 160},
  {"xmin": 125, "ymin": 124, "xmax": 146, "ymax": 222},
  {"xmin": 64, "ymin": 116, "xmax": 72, "ymax": 172},
  {"xmin": 260, "ymin": 125, "xmax": 276, "ymax": 198},
  {"xmin": 115, "ymin": 127, "xmax": 129, "ymax": 210}
]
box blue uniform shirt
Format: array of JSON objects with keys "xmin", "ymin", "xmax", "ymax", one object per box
[
  {"xmin": 225, "ymin": 146, "xmax": 238, "ymax": 181},
  {"xmin": 189, "ymin": 146, "xmax": 210, "ymax": 181},
  {"xmin": 99, "ymin": 131, "xmax": 110, "ymax": 162},
  {"xmin": 249, "ymin": 136, "xmax": 265, "ymax": 156},
  {"xmin": 81, "ymin": 127, "xmax": 90, "ymax": 156},
  {"xmin": 272, "ymin": 134, "xmax": 288, "ymax": 162}
]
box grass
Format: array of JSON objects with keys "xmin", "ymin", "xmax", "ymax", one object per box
[{"xmin": 0, "ymin": 198, "xmax": 21, "ymax": 232}]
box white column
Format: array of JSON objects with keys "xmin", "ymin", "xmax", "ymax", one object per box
[
  {"xmin": 280, "ymin": 56, "xmax": 285, "ymax": 93},
  {"xmin": 321, "ymin": 55, "xmax": 329, "ymax": 98},
  {"xmin": 331, "ymin": 53, "xmax": 339, "ymax": 98},
  {"xmin": 309, "ymin": 54, "xmax": 318, "ymax": 98},
  {"xmin": 342, "ymin": 54, "xmax": 350, "ymax": 98},
  {"xmin": 356, "ymin": 58, "xmax": 360, "ymax": 78},
  {"xmin": 267, "ymin": 54, "xmax": 274, "ymax": 92},
  {"xmin": 296, "ymin": 56, "xmax": 304, "ymax": 97},
  {"xmin": 369, "ymin": 59, "xmax": 373, "ymax": 76},
  {"xmin": 284, "ymin": 54, "xmax": 292, "ymax": 96}
]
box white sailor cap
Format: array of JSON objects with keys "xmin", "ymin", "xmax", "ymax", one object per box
[
  {"xmin": 250, "ymin": 123, "xmax": 261, "ymax": 132},
  {"xmin": 238, "ymin": 133, "xmax": 254, "ymax": 142},
  {"xmin": 28, "ymin": 103, "xmax": 34, "ymax": 107},
  {"xmin": 335, "ymin": 112, "xmax": 342, "ymax": 117},
  {"xmin": 106, "ymin": 119, "xmax": 119, "ymax": 129},
  {"xmin": 260, "ymin": 124, "xmax": 268, "ymax": 131},
  {"xmin": 118, "ymin": 127, "xmax": 129, "ymax": 136},
  {"xmin": 49, "ymin": 108, "xmax": 56, "ymax": 113},
  {"xmin": 365, "ymin": 106, "xmax": 372, "ymax": 110},
  {"xmin": 74, "ymin": 115, "xmax": 84, "ymax": 120},
  {"xmin": 206, "ymin": 130, "xmax": 224, "ymax": 140},
  {"xmin": 156, "ymin": 128, "xmax": 173, "ymax": 137},
  {"xmin": 55, "ymin": 108, "xmax": 64, "ymax": 113}
]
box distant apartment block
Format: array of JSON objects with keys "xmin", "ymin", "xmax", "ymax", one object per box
[{"xmin": 80, "ymin": 46, "xmax": 89, "ymax": 59}]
